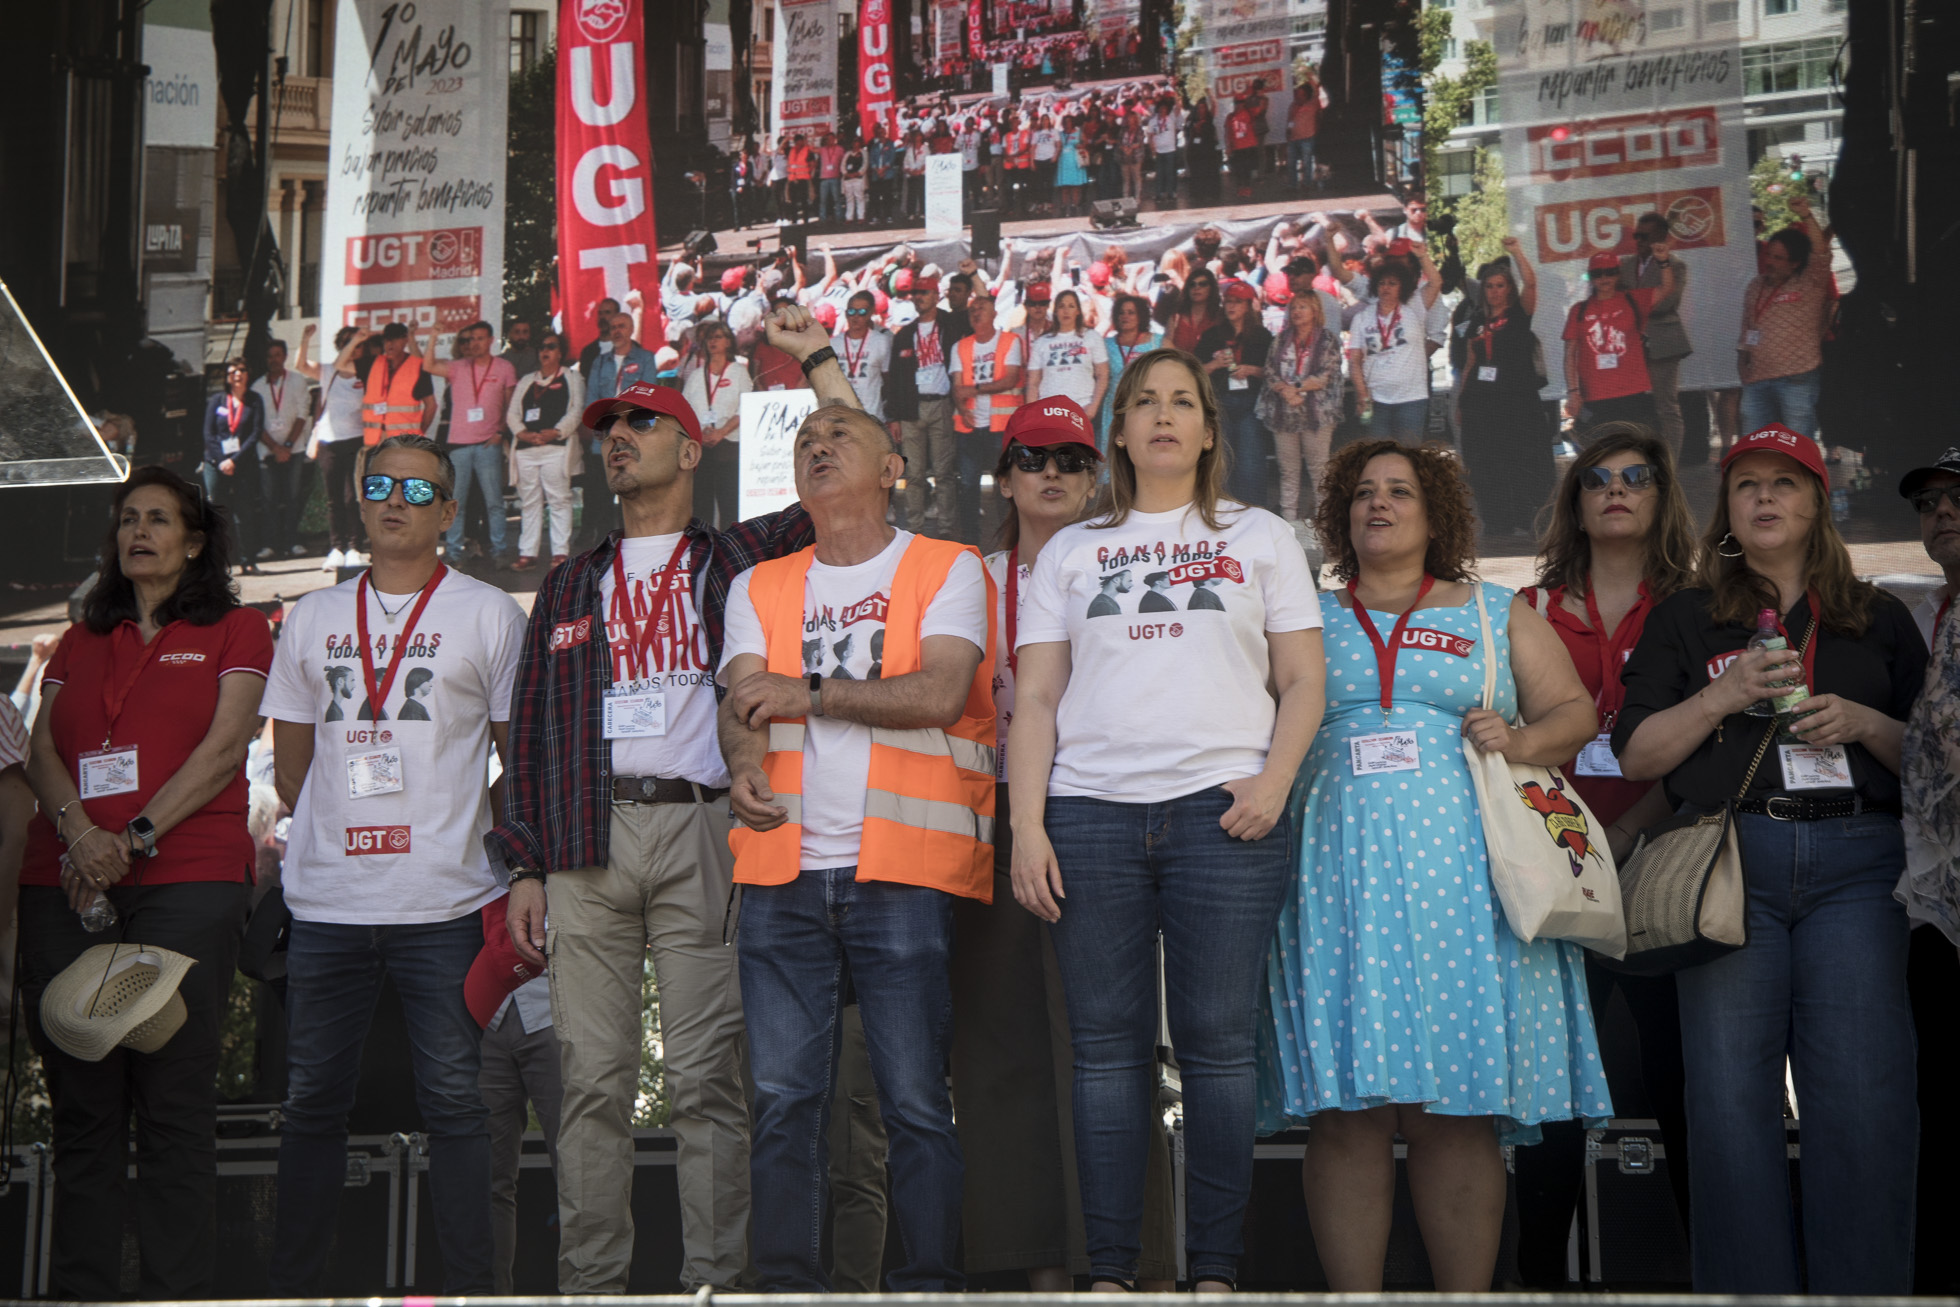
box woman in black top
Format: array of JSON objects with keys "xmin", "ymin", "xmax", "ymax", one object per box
[
  {"xmin": 1195, "ymin": 281, "xmax": 1272, "ymax": 509},
  {"xmin": 1612, "ymin": 427, "xmax": 1923, "ymax": 1295},
  {"xmin": 201, "ymin": 358, "xmax": 267, "ymax": 574},
  {"xmin": 1455, "ymin": 237, "xmax": 1555, "ymax": 539}
]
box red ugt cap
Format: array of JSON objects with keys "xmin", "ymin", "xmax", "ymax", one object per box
[
  {"xmin": 1002, "ymin": 394, "xmax": 1103, "ymax": 457},
  {"xmin": 464, "ymin": 893, "xmax": 543, "ymax": 1028},
  {"xmin": 1722, "ymin": 423, "xmax": 1829, "ymax": 491},
  {"xmin": 1586, "ymin": 252, "xmax": 1623, "ymax": 273},
  {"xmin": 582, "ymin": 382, "xmax": 703, "ymax": 443}
]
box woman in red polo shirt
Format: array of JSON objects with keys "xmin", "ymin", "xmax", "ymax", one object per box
[
  {"xmin": 20, "ymin": 465, "xmax": 272, "ymax": 1299},
  {"xmin": 1510, "ymin": 424, "xmax": 1699, "ymax": 1287}
]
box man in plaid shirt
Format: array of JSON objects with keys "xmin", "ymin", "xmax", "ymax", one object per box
[{"xmin": 486, "ymin": 306, "xmax": 857, "ymax": 1292}]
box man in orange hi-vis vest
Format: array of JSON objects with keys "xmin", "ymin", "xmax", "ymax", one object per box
[{"xmin": 716, "ymin": 366, "xmax": 997, "ymax": 1291}]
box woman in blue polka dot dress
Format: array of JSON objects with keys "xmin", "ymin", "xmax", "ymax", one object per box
[{"xmin": 1256, "ymin": 441, "xmax": 1613, "ymax": 1291}]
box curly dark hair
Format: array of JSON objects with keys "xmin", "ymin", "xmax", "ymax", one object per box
[
  {"xmin": 81, "ymin": 465, "xmax": 240, "ymax": 634},
  {"xmin": 1313, "ymin": 440, "xmax": 1479, "ymax": 583}
]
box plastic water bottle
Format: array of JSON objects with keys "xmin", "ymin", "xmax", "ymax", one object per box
[
  {"xmin": 61, "ymin": 854, "xmax": 118, "ymax": 931},
  {"xmin": 1742, "ymin": 607, "xmax": 1808, "ymax": 719}
]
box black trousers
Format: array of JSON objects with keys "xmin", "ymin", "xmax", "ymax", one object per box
[
  {"xmin": 19, "ymin": 880, "xmax": 250, "ymax": 1299},
  {"xmin": 313, "ymin": 437, "xmax": 368, "ymax": 552}
]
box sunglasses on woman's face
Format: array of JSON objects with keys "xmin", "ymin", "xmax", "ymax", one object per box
[
  {"xmin": 1579, "ymin": 464, "xmax": 1655, "ymax": 492},
  {"xmin": 363, "ymin": 474, "xmax": 448, "ymax": 506},
  {"xmin": 846, "ymin": 307, "xmax": 870, "ymax": 316},
  {"xmin": 1009, "ymin": 443, "xmax": 1095, "ymax": 475}
]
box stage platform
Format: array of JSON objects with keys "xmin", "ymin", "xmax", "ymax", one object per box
[{"xmin": 2, "ymin": 1294, "xmax": 1948, "ymax": 1305}]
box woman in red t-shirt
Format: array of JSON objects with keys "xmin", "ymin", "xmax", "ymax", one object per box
[
  {"xmin": 1510, "ymin": 424, "xmax": 1699, "ymax": 1287},
  {"xmin": 20, "ymin": 465, "xmax": 272, "ymax": 1298}
]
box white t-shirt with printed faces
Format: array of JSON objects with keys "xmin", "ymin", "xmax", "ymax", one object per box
[
  {"xmin": 985, "ymin": 549, "xmax": 1032, "ymax": 782},
  {"xmin": 961, "ymin": 330, "xmax": 1024, "ymax": 387},
  {"xmin": 1017, "ymin": 503, "xmax": 1323, "ymax": 804},
  {"xmin": 720, "ymin": 531, "xmax": 990, "ymax": 870},
  {"xmin": 261, "ymin": 568, "xmax": 526, "ymax": 925},
  {"xmin": 601, "ymin": 532, "xmax": 728, "ymax": 786},
  {"xmin": 1344, "ymin": 296, "xmax": 1431, "ymax": 405},
  {"xmin": 1028, "ymin": 328, "xmax": 1100, "ymax": 409},
  {"xmin": 912, "ymin": 317, "xmax": 951, "ymax": 396},
  {"xmin": 832, "ymin": 327, "xmax": 894, "ymax": 421}
]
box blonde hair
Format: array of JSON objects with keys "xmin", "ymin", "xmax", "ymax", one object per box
[{"xmin": 1096, "ymin": 348, "xmax": 1233, "ymax": 532}]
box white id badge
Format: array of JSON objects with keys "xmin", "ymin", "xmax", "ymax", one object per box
[
  {"xmin": 1745, "ymin": 330, "xmax": 1763, "ymax": 347},
  {"xmin": 1350, "ymin": 731, "xmax": 1420, "ymax": 775},
  {"xmin": 524, "ymin": 407, "xmax": 542, "ymax": 422},
  {"xmin": 1596, "ymin": 352, "xmax": 1620, "ymax": 370},
  {"xmin": 220, "ymin": 437, "xmax": 242, "ymax": 455},
  {"xmin": 1228, "ymin": 375, "xmax": 1249, "ymax": 390},
  {"xmin": 603, "ymin": 689, "xmax": 668, "ymax": 738},
  {"xmin": 1574, "ymin": 733, "xmax": 1623, "ymax": 778},
  {"xmin": 1779, "ymin": 744, "xmax": 1853, "ymax": 791},
  {"xmin": 1477, "ymin": 366, "xmax": 1498, "ymax": 382},
  {"xmin": 467, "ymin": 406, "xmax": 485, "ymax": 422},
  {"xmin": 347, "ymin": 748, "xmax": 405, "ymax": 799},
  {"xmin": 78, "ymin": 746, "xmax": 140, "ymax": 798}
]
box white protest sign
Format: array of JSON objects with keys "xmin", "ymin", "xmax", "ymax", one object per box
[
  {"xmin": 992, "ymin": 62, "xmax": 1010, "ymax": 98},
  {"xmin": 925, "ymin": 153, "xmax": 964, "ymax": 237},
  {"xmin": 738, "ymin": 389, "xmax": 819, "ymax": 523}
]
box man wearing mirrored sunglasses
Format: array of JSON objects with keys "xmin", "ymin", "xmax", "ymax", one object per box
[
  {"xmin": 488, "ymin": 305, "xmax": 861, "ymax": 1294},
  {"xmin": 831, "ymin": 290, "xmax": 893, "ymax": 424},
  {"xmin": 264, "ymin": 433, "xmax": 529, "ymax": 1296}
]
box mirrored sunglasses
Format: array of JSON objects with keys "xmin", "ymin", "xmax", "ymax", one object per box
[
  {"xmin": 362, "ymin": 474, "xmax": 447, "ymax": 505},
  {"xmin": 1579, "ymin": 464, "xmax": 1655, "ymax": 492}
]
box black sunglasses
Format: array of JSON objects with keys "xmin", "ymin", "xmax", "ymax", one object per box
[
  {"xmin": 1912, "ymin": 486, "xmax": 1960, "ymax": 516},
  {"xmin": 1009, "ymin": 444, "xmax": 1096, "ymax": 475},
  {"xmin": 363, "ymin": 474, "xmax": 448, "ymax": 506},
  {"xmin": 1579, "ymin": 464, "xmax": 1655, "ymax": 492}
]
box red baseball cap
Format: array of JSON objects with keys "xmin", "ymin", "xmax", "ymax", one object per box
[
  {"xmin": 1222, "ymin": 279, "xmax": 1260, "ymax": 302},
  {"xmin": 581, "ymin": 382, "xmax": 703, "ymax": 442},
  {"xmin": 813, "ymin": 301, "xmax": 838, "ymax": 330},
  {"xmin": 1088, "ymin": 261, "xmax": 1112, "ymax": 288},
  {"xmin": 912, "ymin": 274, "xmax": 941, "ymax": 295},
  {"xmin": 1024, "ymin": 281, "xmax": 1052, "ymax": 305},
  {"xmin": 1722, "ymin": 423, "xmax": 1829, "ymax": 490},
  {"xmin": 1001, "ymin": 395, "xmax": 1102, "ymax": 457},
  {"xmin": 1586, "ymin": 252, "xmax": 1622, "ymax": 273},
  {"xmin": 1264, "ymin": 278, "xmax": 1292, "ymax": 306},
  {"xmin": 891, "ymin": 268, "xmax": 915, "ymax": 292},
  {"xmin": 720, "ymin": 267, "xmax": 745, "ymax": 293},
  {"xmin": 464, "ymin": 893, "xmax": 543, "ymax": 1028}
]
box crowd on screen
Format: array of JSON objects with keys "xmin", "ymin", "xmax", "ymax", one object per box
[{"xmin": 9, "ymin": 193, "xmax": 1939, "ymax": 1303}]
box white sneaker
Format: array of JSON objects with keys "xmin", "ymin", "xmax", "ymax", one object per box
[
  {"xmin": 289, "ymin": 544, "xmax": 307, "ymax": 557},
  {"xmin": 345, "ymin": 550, "xmax": 366, "ymax": 567},
  {"xmin": 256, "ymin": 547, "xmax": 274, "ymax": 560},
  {"xmin": 323, "ymin": 548, "xmax": 344, "ymax": 571}
]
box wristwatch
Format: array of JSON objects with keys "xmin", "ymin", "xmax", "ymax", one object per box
[
  {"xmin": 800, "ymin": 346, "xmax": 837, "ymax": 377},
  {"xmin": 509, "ymin": 869, "xmax": 548, "ymax": 886},
  {"xmin": 126, "ymin": 816, "xmax": 159, "ymax": 859},
  {"xmin": 809, "ymin": 672, "xmax": 824, "ymax": 717}
]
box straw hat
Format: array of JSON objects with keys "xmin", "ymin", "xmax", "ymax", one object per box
[{"xmin": 40, "ymin": 944, "xmax": 196, "ymax": 1062}]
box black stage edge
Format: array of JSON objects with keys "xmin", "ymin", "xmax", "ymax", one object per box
[{"xmin": 0, "ymin": 1294, "xmax": 1952, "ymax": 1306}]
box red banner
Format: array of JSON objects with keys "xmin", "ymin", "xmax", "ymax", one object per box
[
  {"xmin": 859, "ymin": 0, "xmax": 896, "ymax": 135},
  {"xmin": 1531, "ymin": 185, "xmax": 1727, "ymax": 263},
  {"xmin": 967, "ymin": 0, "xmax": 984, "ymax": 57},
  {"xmin": 557, "ymin": 0, "xmax": 661, "ymax": 356}
]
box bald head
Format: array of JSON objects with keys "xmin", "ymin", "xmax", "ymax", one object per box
[{"xmin": 793, "ymin": 403, "xmax": 903, "ymax": 507}]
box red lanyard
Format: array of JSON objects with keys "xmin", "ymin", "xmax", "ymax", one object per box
[
  {"xmin": 843, "ymin": 333, "xmax": 870, "ymax": 377},
  {"xmin": 1772, "ymin": 587, "xmax": 1824, "ymax": 691},
  {"xmin": 1375, "ymin": 306, "xmax": 1401, "ymax": 349},
  {"xmin": 464, "ymin": 358, "xmax": 486, "ymax": 406},
  {"xmin": 1005, "ymin": 548, "xmax": 1021, "ymax": 675},
  {"xmin": 1118, "ymin": 337, "xmax": 1144, "ymax": 369},
  {"xmin": 609, "ymin": 535, "xmax": 693, "ymax": 677},
  {"xmin": 1478, "ymin": 313, "xmax": 1507, "ymax": 364},
  {"xmin": 1577, "ymin": 578, "xmax": 1652, "ymax": 727},
  {"xmin": 1346, "ymin": 573, "xmax": 1435, "ymax": 717},
  {"xmin": 355, "ymin": 565, "xmax": 447, "ymax": 719},
  {"xmin": 99, "ymin": 625, "xmax": 176, "ymax": 749},
  {"xmin": 269, "ymin": 374, "xmax": 286, "ymax": 414},
  {"xmin": 224, "ymin": 396, "xmax": 242, "ymax": 433},
  {"xmin": 706, "ymin": 364, "xmax": 732, "ymax": 408}
]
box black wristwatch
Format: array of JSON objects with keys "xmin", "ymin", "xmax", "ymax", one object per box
[
  {"xmin": 809, "ymin": 672, "xmax": 824, "ymax": 717},
  {"xmin": 509, "ymin": 869, "xmax": 548, "ymax": 886},
  {"xmin": 800, "ymin": 346, "xmax": 837, "ymax": 377},
  {"xmin": 126, "ymin": 816, "xmax": 159, "ymax": 859}
]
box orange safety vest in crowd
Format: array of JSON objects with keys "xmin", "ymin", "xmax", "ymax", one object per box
[
  {"xmin": 1006, "ymin": 129, "xmax": 1034, "ymax": 168},
  {"xmin": 728, "ymin": 536, "xmax": 997, "ymax": 901},
  {"xmin": 362, "ymin": 355, "xmax": 426, "ymax": 446},
  {"xmin": 787, "ymin": 147, "xmax": 815, "ymax": 181},
  {"xmin": 953, "ymin": 331, "xmax": 1023, "ymax": 434}
]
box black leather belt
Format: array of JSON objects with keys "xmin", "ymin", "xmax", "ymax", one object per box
[
  {"xmin": 1734, "ymin": 794, "xmax": 1899, "ymax": 822},
  {"xmin": 611, "ymin": 776, "xmax": 728, "ymax": 805}
]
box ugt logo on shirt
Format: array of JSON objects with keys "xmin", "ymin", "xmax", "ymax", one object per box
[{"xmin": 345, "ymin": 825, "xmax": 412, "ymax": 855}]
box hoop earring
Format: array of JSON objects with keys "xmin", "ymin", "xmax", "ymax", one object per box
[{"xmin": 1717, "ymin": 532, "xmax": 1743, "ymax": 559}]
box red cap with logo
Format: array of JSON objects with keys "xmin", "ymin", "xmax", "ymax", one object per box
[
  {"xmin": 1222, "ymin": 279, "xmax": 1260, "ymax": 302},
  {"xmin": 464, "ymin": 893, "xmax": 543, "ymax": 1028},
  {"xmin": 581, "ymin": 382, "xmax": 703, "ymax": 443},
  {"xmin": 1586, "ymin": 252, "xmax": 1623, "ymax": 273},
  {"xmin": 1001, "ymin": 394, "xmax": 1103, "ymax": 457},
  {"xmin": 912, "ymin": 273, "xmax": 941, "ymax": 295},
  {"xmin": 1024, "ymin": 281, "xmax": 1052, "ymax": 305},
  {"xmin": 891, "ymin": 268, "xmax": 915, "ymax": 293},
  {"xmin": 720, "ymin": 267, "xmax": 745, "ymax": 293},
  {"xmin": 1722, "ymin": 423, "xmax": 1829, "ymax": 491}
]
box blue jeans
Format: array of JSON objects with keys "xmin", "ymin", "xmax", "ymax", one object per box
[
  {"xmin": 1367, "ymin": 397, "xmax": 1429, "ymax": 441},
  {"xmin": 270, "ymin": 914, "xmax": 493, "ymax": 1295},
  {"xmin": 1676, "ymin": 812, "xmax": 1916, "ymax": 1293},
  {"xmin": 1220, "ymin": 387, "xmax": 1267, "ymax": 509},
  {"xmin": 820, "ymin": 176, "xmax": 844, "ymax": 220},
  {"xmin": 1741, "ymin": 368, "xmax": 1821, "ymax": 440},
  {"xmin": 1045, "ymin": 787, "xmax": 1293, "ymax": 1283},
  {"xmin": 739, "ymin": 868, "xmax": 964, "ymax": 1291},
  {"xmin": 444, "ymin": 439, "xmax": 508, "ymax": 557},
  {"xmin": 1287, "ymin": 137, "xmax": 1316, "ymax": 188},
  {"xmin": 258, "ymin": 452, "xmax": 306, "ymax": 553}
]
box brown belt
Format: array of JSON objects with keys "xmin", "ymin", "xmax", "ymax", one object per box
[{"xmin": 611, "ymin": 776, "xmax": 728, "ymax": 805}]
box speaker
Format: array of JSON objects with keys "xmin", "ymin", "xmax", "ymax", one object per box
[
  {"xmin": 684, "ymin": 229, "xmax": 718, "ymax": 257},
  {"xmin": 971, "ymin": 210, "xmax": 1002, "ymax": 260},
  {"xmin": 1091, "ymin": 197, "xmax": 1140, "ymax": 228}
]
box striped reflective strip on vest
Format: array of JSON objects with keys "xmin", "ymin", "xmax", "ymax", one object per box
[
  {"xmin": 870, "ymin": 725, "xmax": 997, "ymax": 777},
  {"xmin": 865, "ymin": 789, "xmax": 996, "ymax": 844},
  {"xmin": 769, "ymin": 722, "xmax": 806, "ymax": 752}
]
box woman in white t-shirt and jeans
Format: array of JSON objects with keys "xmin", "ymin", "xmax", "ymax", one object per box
[
  {"xmin": 680, "ymin": 320, "xmax": 752, "ymax": 527},
  {"xmin": 1025, "ymin": 290, "xmax": 1109, "ymax": 420},
  {"xmin": 1009, "ymin": 347, "xmax": 1327, "ymax": 1291}
]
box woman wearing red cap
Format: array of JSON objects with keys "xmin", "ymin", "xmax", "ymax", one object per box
[
  {"xmin": 1613, "ymin": 424, "xmax": 1925, "ymax": 1294},
  {"xmin": 1197, "ymin": 281, "xmax": 1273, "ymax": 509}
]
